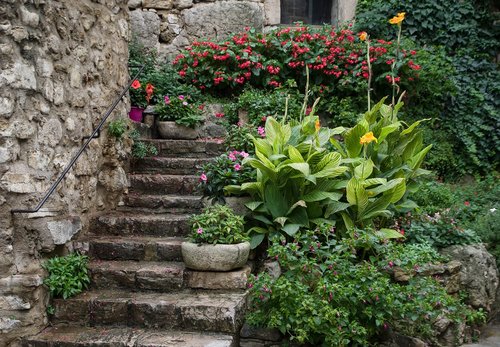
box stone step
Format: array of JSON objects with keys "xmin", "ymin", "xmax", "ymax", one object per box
[
  {"xmin": 92, "ymin": 213, "xmax": 191, "ymax": 237},
  {"xmin": 142, "ymin": 139, "xmax": 225, "ymax": 158},
  {"xmin": 23, "ymin": 326, "xmax": 236, "ymax": 346},
  {"xmin": 131, "ymin": 157, "xmax": 212, "ymax": 175},
  {"xmin": 129, "ymin": 174, "xmax": 199, "ymax": 195},
  {"xmin": 89, "ymin": 236, "xmax": 184, "ymax": 261},
  {"xmin": 123, "ymin": 194, "xmax": 205, "ymax": 214},
  {"xmin": 89, "ymin": 260, "xmax": 251, "ymax": 292},
  {"xmin": 51, "ymin": 289, "xmax": 246, "ymax": 333},
  {"xmin": 89, "ymin": 260, "xmax": 185, "ymax": 291}
]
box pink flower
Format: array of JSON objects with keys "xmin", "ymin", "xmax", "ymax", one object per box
[
  {"xmin": 228, "ymin": 152, "xmax": 237, "ymax": 161},
  {"xmin": 197, "ymin": 228, "xmax": 203, "ymax": 234},
  {"xmin": 200, "ymin": 173, "xmax": 207, "ymax": 182},
  {"xmin": 178, "ymin": 95, "xmax": 185, "ymax": 100},
  {"xmin": 258, "ymin": 126, "xmax": 265, "ymax": 137},
  {"xmin": 164, "ymin": 95, "xmax": 170, "ymax": 104},
  {"xmin": 182, "ymin": 101, "xmax": 188, "ymax": 106},
  {"xmin": 388, "ymin": 261, "xmax": 394, "ymax": 268},
  {"xmin": 234, "ymin": 164, "xmax": 241, "ymax": 171},
  {"xmin": 464, "ymin": 201, "xmax": 470, "ymax": 206},
  {"xmin": 240, "ymin": 151, "xmax": 249, "ymax": 158},
  {"xmin": 215, "ymin": 112, "xmax": 225, "ymax": 118}
]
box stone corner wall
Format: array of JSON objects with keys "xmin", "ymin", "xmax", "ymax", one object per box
[{"xmin": 0, "ymin": 1, "xmax": 130, "ymax": 345}]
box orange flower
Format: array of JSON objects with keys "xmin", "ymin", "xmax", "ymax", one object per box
[
  {"xmin": 389, "ymin": 12, "xmax": 405, "ymax": 25},
  {"xmin": 131, "ymin": 79, "xmax": 141, "ymax": 89},
  {"xmin": 315, "ymin": 119, "xmax": 321, "ymax": 131},
  {"xmin": 360, "ymin": 131, "xmax": 378, "ymax": 145},
  {"xmin": 145, "ymin": 83, "xmax": 154, "ymax": 104},
  {"xmin": 359, "ymin": 32, "xmax": 368, "ymax": 41}
]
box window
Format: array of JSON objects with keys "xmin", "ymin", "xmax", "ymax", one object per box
[{"xmin": 281, "ymin": 0, "xmax": 333, "ymax": 25}]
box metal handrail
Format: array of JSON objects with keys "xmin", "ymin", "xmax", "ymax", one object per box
[{"xmin": 11, "ymin": 64, "xmax": 145, "ymax": 214}]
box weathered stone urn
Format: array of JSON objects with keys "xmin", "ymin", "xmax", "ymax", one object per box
[
  {"xmin": 156, "ymin": 120, "xmax": 198, "ymax": 139},
  {"xmin": 181, "ymin": 241, "xmax": 251, "ymax": 271}
]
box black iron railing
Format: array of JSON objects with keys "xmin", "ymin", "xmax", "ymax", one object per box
[{"xmin": 11, "ymin": 65, "xmax": 145, "ymax": 214}]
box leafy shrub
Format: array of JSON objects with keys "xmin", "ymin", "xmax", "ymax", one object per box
[
  {"xmin": 130, "ymin": 130, "xmax": 158, "ymax": 159},
  {"xmin": 155, "ymin": 94, "xmax": 204, "ymax": 128},
  {"xmin": 247, "ymin": 228, "xmax": 473, "ymax": 345},
  {"xmin": 43, "ymin": 253, "xmax": 90, "ymax": 299},
  {"xmin": 224, "ymin": 124, "xmax": 258, "ymax": 154},
  {"xmin": 107, "ymin": 119, "xmax": 128, "ymax": 139},
  {"xmin": 410, "ymin": 181, "xmax": 454, "ymax": 214},
  {"xmin": 474, "ymin": 210, "xmax": 500, "ymax": 266},
  {"xmin": 189, "ymin": 204, "xmax": 248, "ymax": 244},
  {"xmin": 196, "ymin": 151, "xmax": 256, "ymax": 204}
]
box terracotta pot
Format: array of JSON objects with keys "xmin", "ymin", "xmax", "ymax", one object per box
[
  {"xmin": 129, "ymin": 106, "xmax": 144, "ymax": 122},
  {"xmin": 181, "ymin": 241, "xmax": 250, "ymax": 271},
  {"xmin": 156, "ymin": 120, "xmax": 198, "ymax": 139}
]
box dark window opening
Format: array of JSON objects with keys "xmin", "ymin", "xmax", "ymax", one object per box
[{"xmin": 281, "ymin": 0, "xmax": 333, "ymax": 25}]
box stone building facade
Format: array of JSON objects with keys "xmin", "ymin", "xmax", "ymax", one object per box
[
  {"xmin": 0, "ymin": 1, "xmax": 129, "ymax": 345},
  {"xmin": 129, "ymin": 0, "xmax": 357, "ymax": 62}
]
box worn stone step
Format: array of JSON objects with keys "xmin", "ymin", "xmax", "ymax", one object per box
[
  {"xmin": 129, "ymin": 174, "xmax": 199, "ymax": 195},
  {"xmin": 142, "ymin": 139, "xmax": 225, "ymax": 158},
  {"xmin": 89, "ymin": 236, "xmax": 184, "ymax": 261},
  {"xmin": 89, "ymin": 260, "xmax": 185, "ymax": 291},
  {"xmin": 89, "ymin": 260, "xmax": 251, "ymax": 292},
  {"xmin": 131, "ymin": 157, "xmax": 212, "ymax": 175},
  {"xmin": 23, "ymin": 326, "xmax": 236, "ymax": 346},
  {"xmin": 123, "ymin": 194, "xmax": 204, "ymax": 214},
  {"xmin": 92, "ymin": 213, "xmax": 191, "ymax": 237},
  {"xmin": 51, "ymin": 290, "xmax": 246, "ymax": 333}
]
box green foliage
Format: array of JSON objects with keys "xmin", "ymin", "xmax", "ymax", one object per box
[
  {"xmin": 411, "ymin": 181, "xmax": 454, "ymax": 214},
  {"xmin": 107, "ymin": 119, "xmax": 128, "ymax": 139},
  {"xmin": 130, "ymin": 130, "xmax": 158, "ymax": 159},
  {"xmin": 247, "ymin": 228, "xmax": 473, "ymax": 345},
  {"xmin": 355, "ymin": 0, "xmax": 500, "ymax": 179},
  {"xmin": 189, "ymin": 204, "xmax": 248, "ymax": 244},
  {"xmin": 42, "ymin": 253, "xmax": 90, "ymax": 299},
  {"xmin": 224, "ymin": 124, "xmax": 258, "ymax": 154},
  {"xmin": 196, "ymin": 151, "xmax": 256, "ymax": 204},
  {"xmin": 155, "ymin": 95, "xmax": 204, "ymax": 128}
]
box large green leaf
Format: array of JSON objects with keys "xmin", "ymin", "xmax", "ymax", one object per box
[
  {"xmin": 388, "ymin": 179, "xmax": 406, "ymax": 203},
  {"xmin": 302, "ymin": 191, "xmax": 342, "ymax": 202},
  {"xmin": 249, "ymin": 233, "xmax": 266, "ymax": 249},
  {"xmin": 409, "ymin": 144, "xmax": 432, "ymax": 170},
  {"xmin": 265, "ymin": 117, "xmax": 281, "ymax": 144},
  {"xmin": 265, "ymin": 184, "xmax": 288, "ymax": 218},
  {"xmin": 377, "ymin": 122, "xmax": 401, "ymax": 144},
  {"xmin": 377, "ymin": 228, "xmax": 405, "ymax": 239},
  {"xmin": 245, "ymin": 158, "xmax": 277, "ymax": 181},
  {"xmin": 354, "ymin": 159, "xmax": 374, "ymax": 180},
  {"xmin": 252, "ymin": 137, "xmax": 273, "ymax": 157},
  {"xmin": 325, "ymin": 201, "xmax": 351, "ymax": 217},
  {"xmin": 287, "ymin": 162, "xmax": 310, "ymax": 177},
  {"xmin": 345, "ymin": 123, "xmax": 368, "ymax": 158},
  {"xmin": 281, "ymin": 224, "xmax": 301, "ymax": 236},
  {"xmin": 340, "ymin": 212, "xmax": 354, "ymax": 230},
  {"xmin": 358, "ymin": 193, "xmax": 392, "ymax": 222},
  {"xmin": 362, "ymin": 178, "xmax": 387, "ymax": 187},
  {"xmin": 401, "ymin": 118, "xmax": 430, "ymax": 136},
  {"xmin": 367, "ymin": 178, "xmax": 404, "ymax": 196},
  {"xmin": 255, "ymin": 149, "xmax": 276, "ymax": 169},
  {"xmin": 346, "ymin": 178, "xmax": 368, "ymax": 215},
  {"xmin": 288, "ymin": 145, "xmax": 304, "ymax": 163},
  {"xmin": 314, "ymin": 165, "xmax": 348, "ymax": 179},
  {"xmin": 245, "ymin": 201, "xmax": 263, "ymax": 211},
  {"xmin": 315, "ymin": 152, "xmax": 342, "ymax": 171}
]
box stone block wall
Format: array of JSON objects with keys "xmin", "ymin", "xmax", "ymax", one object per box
[{"xmin": 0, "ymin": 0, "xmax": 130, "ymax": 345}]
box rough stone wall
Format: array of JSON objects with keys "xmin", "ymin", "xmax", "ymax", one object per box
[{"xmin": 0, "ymin": 0, "xmax": 129, "ymax": 345}]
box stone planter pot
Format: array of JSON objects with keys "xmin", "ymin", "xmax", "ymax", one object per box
[
  {"xmin": 156, "ymin": 120, "xmax": 198, "ymax": 139},
  {"xmin": 181, "ymin": 241, "xmax": 250, "ymax": 271}
]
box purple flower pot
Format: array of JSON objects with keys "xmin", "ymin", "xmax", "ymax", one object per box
[{"xmin": 129, "ymin": 106, "xmax": 144, "ymax": 122}]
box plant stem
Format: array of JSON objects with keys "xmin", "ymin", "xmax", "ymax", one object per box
[{"xmin": 367, "ymin": 39, "xmax": 372, "ymax": 112}]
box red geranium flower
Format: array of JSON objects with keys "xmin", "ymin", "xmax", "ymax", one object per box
[{"xmin": 131, "ymin": 80, "xmax": 141, "ymax": 89}]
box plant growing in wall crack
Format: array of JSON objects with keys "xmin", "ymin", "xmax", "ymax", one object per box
[{"xmin": 43, "ymin": 253, "xmax": 90, "ymax": 299}]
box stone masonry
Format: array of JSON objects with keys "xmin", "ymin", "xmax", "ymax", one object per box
[
  {"xmin": 128, "ymin": 0, "xmax": 358, "ymax": 62},
  {"xmin": 0, "ymin": 1, "xmax": 129, "ymax": 345}
]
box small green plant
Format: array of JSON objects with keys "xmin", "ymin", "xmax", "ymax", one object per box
[
  {"xmin": 197, "ymin": 151, "xmax": 256, "ymax": 204},
  {"xmin": 155, "ymin": 95, "xmax": 204, "ymax": 128},
  {"xmin": 46, "ymin": 305, "xmax": 55, "ymax": 315},
  {"xmin": 42, "ymin": 253, "xmax": 90, "ymax": 299},
  {"xmin": 189, "ymin": 204, "xmax": 248, "ymax": 245},
  {"xmin": 129, "ymin": 129, "xmax": 158, "ymax": 159},
  {"xmin": 224, "ymin": 124, "xmax": 258, "ymax": 154},
  {"xmin": 107, "ymin": 119, "xmax": 128, "ymax": 139}
]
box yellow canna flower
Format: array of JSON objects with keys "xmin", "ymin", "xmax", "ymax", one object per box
[
  {"xmin": 315, "ymin": 119, "xmax": 321, "ymax": 131},
  {"xmin": 360, "ymin": 131, "xmax": 378, "ymax": 145},
  {"xmin": 389, "ymin": 12, "xmax": 406, "ymax": 25},
  {"xmin": 359, "ymin": 32, "xmax": 368, "ymax": 41}
]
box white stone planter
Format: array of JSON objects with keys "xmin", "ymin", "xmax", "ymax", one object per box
[
  {"xmin": 156, "ymin": 120, "xmax": 198, "ymax": 139},
  {"xmin": 181, "ymin": 241, "xmax": 250, "ymax": 271}
]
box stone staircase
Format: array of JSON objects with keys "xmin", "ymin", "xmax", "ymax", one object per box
[{"xmin": 24, "ymin": 138, "xmax": 251, "ymax": 347}]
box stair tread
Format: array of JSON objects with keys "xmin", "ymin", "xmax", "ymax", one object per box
[
  {"xmin": 89, "ymin": 235, "xmax": 187, "ymax": 243},
  {"xmin": 97, "ymin": 212, "xmax": 192, "ymax": 220},
  {"xmin": 55, "ymin": 288, "xmax": 247, "ymax": 305},
  {"xmin": 24, "ymin": 326, "xmax": 234, "ymax": 346},
  {"xmin": 89, "ymin": 259, "xmax": 185, "ymax": 271}
]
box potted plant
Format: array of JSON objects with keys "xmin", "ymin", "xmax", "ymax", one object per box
[
  {"xmin": 197, "ymin": 151, "xmax": 255, "ymax": 215},
  {"xmin": 181, "ymin": 204, "xmax": 250, "ymax": 271},
  {"xmin": 129, "ymin": 80, "xmax": 154, "ymax": 122},
  {"xmin": 155, "ymin": 95, "xmax": 204, "ymax": 139}
]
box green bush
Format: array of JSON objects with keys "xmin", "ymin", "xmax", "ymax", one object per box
[
  {"xmin": 224, "ymin": 124, "xmax": 258, "ymax": 154},
  {"xmin": 43, "ymin": 253, "xmax": 90, "ymax": 299},
  {"xmin": 130, "ymin": 130, "xmax": 158, "ymax": 159},
  {"xmin": 107, "ymin": 119, "xmax": 128, "ymax": 139},
  {"xmin": 410, "ymin": 181, "xmax": 454, "ymax": 214},
  {"xmin": 247, "ymin": 228, "xmax": 474, "ymax": 345}
]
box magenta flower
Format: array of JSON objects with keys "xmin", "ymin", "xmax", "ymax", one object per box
[
  {"xmin": 164, "ymin": 95, "xmax": 170, "ymax": 104},
  {"xmin": 200, "ymin": 173, "xmax": 207, "ymax": 182},
  {"xmin": 228, "ymin": 152, "xmax": 237, "ymax": 161},
  {"xmin": 197, "ymin": 228, "xmax": 203, "ymax": 234},
  {"xmin": 215, "ymin": 112, "xmax": 225, "ymax": 118},
  {"xmin": 258, "ymin": 126, "xmax": 266, "ymax": 137},
  {"xmin": 178, "ymin": 95, "xmax": 185, "ymax": 100},
  {"xmin": 234, "ymin": 164, "xmax": 241, "ymax": 171},
  {"xmin": 240, "ymin": 151, "xmax": 249, "ymax": 158}
]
